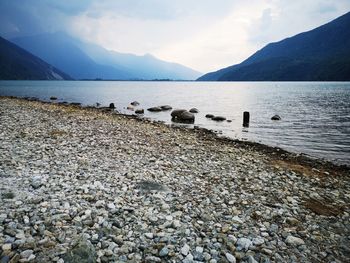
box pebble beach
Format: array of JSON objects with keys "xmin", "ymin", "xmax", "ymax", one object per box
[{"xmin": 0, "ymin": 97, "xmax": 349, "ymax": 263}]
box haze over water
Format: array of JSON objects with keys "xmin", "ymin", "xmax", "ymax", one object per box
[{"xmin": 1, "ymin": 81, "xmax": 349, "ymax": 165}]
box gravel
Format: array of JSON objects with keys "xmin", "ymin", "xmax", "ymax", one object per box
[{"xmin": 0, "ymin": 97, "xmax": 349, "ymax": 262}]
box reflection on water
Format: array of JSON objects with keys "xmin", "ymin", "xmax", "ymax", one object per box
[{"xmin": 0, "ymin": 81, "xmax": 349, "ymax": 165}]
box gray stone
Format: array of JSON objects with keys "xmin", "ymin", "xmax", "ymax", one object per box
[
  {"xmin": 63, "ymin": 238, "xmax": 96, "ymax": 263},
  {"xmin": 225, "ymin": 252, "xmax": 236, "ymax": 263},
  {"xmin": 181, "ymin": 243, "xmax": 190, "ymax": 256},
  {"xmin": 236, "ymin": 238, "xmax": 252, "ymax": 251},
  {"xmin": 285, "ymin": 236, "xmax": 305, "ymax": 246},
  {"xmin": 159, "ymin": 246, "xmax": 169, "ymax": 257}
]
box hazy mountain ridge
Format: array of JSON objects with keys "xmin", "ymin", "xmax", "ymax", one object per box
[
  {"xmin": 0, "ymin": 36, "xmax": 72, "ymax": 80},
  {"xmin": 198, "ymin": 11, "xmax": 350, "ymax": 81},
  {"xmin": 11, "ymin": 32, "xmax": 201, "ymax": 80}
]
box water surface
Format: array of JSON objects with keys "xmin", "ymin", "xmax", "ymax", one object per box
[{"xmin": 1, "ymin": 81, "xmax": 349, "ymax": 165}]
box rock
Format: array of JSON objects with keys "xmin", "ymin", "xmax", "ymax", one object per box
[
  {"xmin": 31, "ymin": 176, "xmax": 43, "ymax": 189},
  {"xmin": 252, "ymin": 237, "xmax": 265, "ymax": 246},
  {"xmin": 225, "ymin": 253, "xmax": 236, "ymax": 263},
  {"xmin": 271, "ymin": 115, "xmax": 281, "ymax": 120},
  {"xmin": 147, "ymin": 107, "xmax": 162, "ymax": 112},
  {"xmin": 248, "ymin": 255, "xmax": 259, "ymax": 263},
  {"xmin": 50, "ymin": 97, "xmax": 57, "ymax": 100},
  {"xmin": 171, "ymin": 109, "xmax": 195, "ymax": 123},
  {"xmin": 0, "ymin": 255, "xmax": 10, "ymax": 263},
  {"xmin": 285, "ymin": 235, "xmax": 305, "ymax": 246},
  {"xmin": 2, "ymin": 243, "xmax": 11, "ymax": 251},
  {"xmin": 20, "ymin": 250, "xmax": 33, "ymax": 259},
  {"xmin": 135, "ymin": 109, "xmax": 144, "ymax": 114},
  {"xmin": 130, "ymin": 101, "xmax": 140, "ymax": 106},
  {"xmin": 212, "ymin": 116, "xmax": 226, "ymax": 121},
  {"xmin": 205, "ymin": 114, "xmax": 214, "ymax": 118},
  {"xmin": 171, "ymin": 109, "xmax": 187, "ymax": 118},
  {"xmin": 236, "ymin": 238, "xmax": 252, "ymax": 251},
  {"xmin": 189, "ymin": 108, "xmax": 199, "ymax": 113},
  {"xmin": 144, "ymin": 233, "xmax": 154, "ymax": 239},
  {"xmin": 181, "ymin": 244, "xmax": 190, "ymax": 256},
  {"xmin": 126, "ymin": 105, "xmax": 134, "ymax": 111},
  {"xmin": 63, "ymin": 238, "xmax": 97, "ymax": 263},
  {"xmin": 145, "ymin": 256, "xmax": 161, "ymax": 262},
  {"xmin": 160, "ymin": 105, "xmax": 172, "ymax": 111},
  {"xmin": 109, "ymin": 103, "xmax": 115, "ymax": 109},
  {"xmin": 159, "ymin": 246, "xmax": 169, "ymax": 257}
]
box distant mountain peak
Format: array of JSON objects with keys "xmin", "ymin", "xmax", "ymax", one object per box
[{"xmin": 198, "ymin": 11, "xmax": 350, "ymax": 81}]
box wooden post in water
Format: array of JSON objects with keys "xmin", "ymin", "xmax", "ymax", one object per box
[{"xmin": 243, "ymin": 111, "xmax": 250, "ymax": 127}]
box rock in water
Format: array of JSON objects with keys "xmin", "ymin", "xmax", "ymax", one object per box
[
  {"xmin": 135, "ymin": 109, "xmax": 144, "ymax": 114},
  {"xmin": 147, "ymin": 107, "xmax": 162, "ymax": 112},
  {"xmin": 205, "ymin": 114, "xmax": 214, "ymax": 118},
  {"xmin": 130, "ymin": 101, "xmax": 140, "ymax": 106},
  {"xmin": 63, "ymin": 238, "xmax": 96, "ymax": 263},
  {"xmin": 189, "ymin": 108, "xmax": 199, "ymax": 113},
  {"xmin": 160, "ymin": 105, "xmax": 172, "ymax": 111},
  {"xmin": 212, "ymin": 116, "xmax": 226, "ymax": 121},
  {"xmin": 50, "ymin": 96, "xmax": 57, "ymax": 100},
  {"xmin": 171, "ymin": 109, "xmax": 195, "ymax": 123},
  {"xmin": 171, "ymin": 109, "xmax": 187, "ymax": 118},
  {"xmin": 271, "ymin": 114, "xmax": 281, "ymax": 120},
  {"xmin": 109, "ymin": 103, "xmax": 115, "ymax": 109}
]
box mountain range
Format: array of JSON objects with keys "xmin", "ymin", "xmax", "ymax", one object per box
[
  {"xmin": 0, "ymin": 36, "xmax": 71, "ymax": 80},
  {"xmin": 198, "ymin": 11, "xmax": 350, "ymax": 81},
  {"xmin": 11, "ymin": 32, "xmax": 201, "ymax": 80}
]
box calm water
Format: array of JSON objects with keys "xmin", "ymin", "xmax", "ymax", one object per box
[{"xmin": 1, "ymin": 81, "xmax": 349, "ymax": 165}]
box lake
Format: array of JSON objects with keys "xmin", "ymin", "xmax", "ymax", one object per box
[{"xmin": 1, "ymin": 80, "xmax": 349, "ymax": 165}]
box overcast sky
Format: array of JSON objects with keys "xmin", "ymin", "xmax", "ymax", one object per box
[{"xmin": 1, "ymin": 0, "xmax": 349, "ymax": 72}]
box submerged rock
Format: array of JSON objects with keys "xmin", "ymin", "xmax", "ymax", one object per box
[
  {"xmin": 271, "ymin": 114, "xmax": 281, "ymax": 120},
  {"xmin": 212, "ymin": 116, "xmax": 226, "ymax": 121},
  {"xmin": 160, "ymin": 105, "xmax": 172, "ymax": 111},
  {"xmin": 148, "ymin": 107, "xmax": 162, "ymax": 112}
]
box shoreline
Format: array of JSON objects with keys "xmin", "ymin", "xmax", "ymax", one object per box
[
  {"xmin": 0, "ymin": 96, "xmax": 349, "ymax": 262},
  {"xmin": 5, "ymin": 95, "xmax": 349, "ymax": 174}
]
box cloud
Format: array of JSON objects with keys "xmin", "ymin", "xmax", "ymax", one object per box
[{"xmin": 1, "ymin": 0, "xmax": 349, "ymax": 72}]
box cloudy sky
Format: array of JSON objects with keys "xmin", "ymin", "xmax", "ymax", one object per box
[{"xmin": 0, "ymin": 0, "xmax": 349, "ymax": 72}]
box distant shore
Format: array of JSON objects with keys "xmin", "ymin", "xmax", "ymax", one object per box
[{"xmin": 0, "ymin": 96, "xmax": 349, "ymax": 262}]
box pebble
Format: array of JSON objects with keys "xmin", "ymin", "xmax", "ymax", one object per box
[
  {"xmin": 225, "ymin": 252, "xmax": 236, "ymax": 263},
  {"xmin": 285, "ymin": 236, "xmax": 305, "ymax": 246},
  {"xmin": 181, "ymin": 244, "xmax": 190, "ymax": 256}
]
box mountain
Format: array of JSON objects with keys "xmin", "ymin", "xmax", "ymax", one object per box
[
  {"xmin": 0, "ymin": 36, "xmax": 71, "ymax": 80},
  {"xmin": 12, "ymin": 32, "xmax": 201, "ymax": 80},
  {"xmin": 11, "ymin": 32, "xmax": 131, "ymax": 80},
  {"xmin": 198, "ymin": 12, "xmax": 350, "ymax": 81},
  {"xmin": 80, "ymin": 42, "xmax": 201, "ymax": 80}
]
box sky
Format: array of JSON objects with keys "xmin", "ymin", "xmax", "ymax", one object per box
[{"xmin": 0, "ymin": 0, "xmax": 349, "ymax": 72}]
